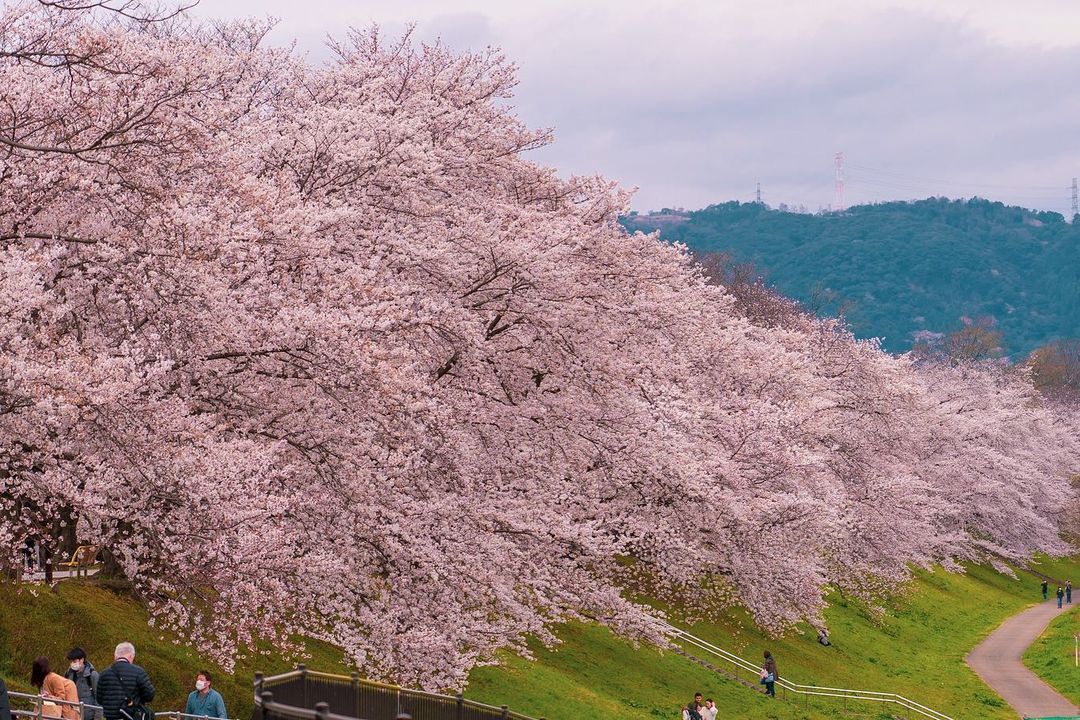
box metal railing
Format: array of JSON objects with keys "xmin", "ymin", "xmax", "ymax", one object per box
[
  {"xmin": 253, "ymin": 667, "xmax": 542, "ymax": 720},
  {"xmin": 8, "ymin": 690, "xmax": 238, "ymax": 720},
  {"xmin": 663, "ymin": 624, "xmax": 954, "ymax": 720}
]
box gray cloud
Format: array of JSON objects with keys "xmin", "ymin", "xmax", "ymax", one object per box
[{"xmin": 195, "ymin": 0, "xmax": 1080, "ymax": 213}]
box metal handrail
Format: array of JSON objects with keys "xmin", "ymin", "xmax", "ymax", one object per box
[
  {"xmin": 664, "ymin": 624, "xmax": 954, "ymax": 720},
  {"xmin": 9, "ymin": 691, "xmax": 237, "ymax": 720},
  {"xmin": 254, "ymin": 667, "xmax": 541, "ymax": 720}
]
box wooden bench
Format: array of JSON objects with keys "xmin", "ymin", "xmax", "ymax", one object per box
[{"xmin": 57, "ymin": 545, "xmax": 99, "ymax": 577}]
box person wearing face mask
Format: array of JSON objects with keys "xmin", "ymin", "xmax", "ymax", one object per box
[
  {"xmin": 184, "ymin": 671, "xmax": 226, "ymax": 719},
  {"xmin": 64, "ymin": 648, "xmax": 101, "ymax": 720}
]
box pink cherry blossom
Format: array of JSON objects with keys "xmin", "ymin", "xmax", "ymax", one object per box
[{"xmin": 1, "ymin": 1, "xmax": 1077, "ymax": 690}]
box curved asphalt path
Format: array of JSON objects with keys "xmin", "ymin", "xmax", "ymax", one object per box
[{"xmin": 966, "ymin": 600, "xmax": 1077, "ymax": 718}]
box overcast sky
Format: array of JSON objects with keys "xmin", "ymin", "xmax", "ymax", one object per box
[{"xmin": 195, "ymin": 0, "xmax": 1080, "ymax": 214}]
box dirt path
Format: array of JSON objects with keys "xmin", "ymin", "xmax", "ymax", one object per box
[{"xmin": 966, "ymin": 600, "xmax": 1077, "ymax": 718}]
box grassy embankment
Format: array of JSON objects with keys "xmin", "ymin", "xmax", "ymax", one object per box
[
  {"xmin": 468, "ymin": 556, "xmax": 1080, "ymax": 720},
  {"xmin": 0, "ymin": 579, "xmax": 349, "ymax": 719},
  {"xmin": 4, "ymin": 556, "xmax": 1080, "ymax": 720},
  {"xmin": 1023, "ymin": 593, "xmax": 1080, "ymax": 706}
]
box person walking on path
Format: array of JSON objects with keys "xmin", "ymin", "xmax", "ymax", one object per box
[
  {"xmin": 1042, "ymin": 580, "xmax": 1049, "ymax": 601},
  {"xmin": 31, "ymin": 657, "xmax": 80, "ymax": 720},
  {"xmin": 762, "ymin": 651, "xmax": 779, "ymax": 697},
  {"xmin": 184, "ymin": 671, "xmax": 226, "ymax": 720},
  {"xmin": 64, "ymin": 648, "xmax": 101, "ymax": 720},
  {"xmin": 1056, "ymin": 586, "xmax": 1064, "ymax": 608},
  {"xmin": 96, "ymin": 643, "xmax": 154, "ymax": 720},
  {"xmin": 1067, "ymin": 580, "xmax": 1073, "ymax": 605}
]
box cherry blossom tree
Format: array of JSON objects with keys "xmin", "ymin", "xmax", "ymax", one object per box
[{"xmin": 1, "ymin": 1, "xmax": 1078, "ymax": 689}]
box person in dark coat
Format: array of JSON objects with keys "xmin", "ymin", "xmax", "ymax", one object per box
[
  {"xmin": 0, "ymin": 677, "xmax": 12, "ymax": 720},
  {"xmin": 1042, "ymin": 579, "xmax": 1049, "ymax": 601},
  {"xmin": 1057, "ymin": 586, "xmax": 1065, "ymax": 609},
  {"xmin": 1067, "ymin": 580, "xmax": 1073, "ymax": 605},
  {"xmin": 65, "ymin": 648, "xmax": 101, "ymax": 720},
  {"xmin": 95, "ymin": 643, "xmax": 154, "ymax": 720},
  {"xmin": 762, "ymin": 651, "xmax": 779, "ymax": 697}
]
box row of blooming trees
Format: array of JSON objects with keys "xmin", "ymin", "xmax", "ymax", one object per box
[{"xmin": 1, "ymin": 1, "xmax": 1078, "ymax": 689}]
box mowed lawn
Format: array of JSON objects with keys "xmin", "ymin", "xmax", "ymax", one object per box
[{"xmin": 469, "ymin": 558, "xmax": 1080, "ymax": 720}]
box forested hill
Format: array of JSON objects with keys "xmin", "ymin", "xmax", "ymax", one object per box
[{"xmin": 622, "ymin": 198, "xmax": 1080, "ymax": 356}]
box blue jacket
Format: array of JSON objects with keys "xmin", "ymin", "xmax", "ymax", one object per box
[{"xmin": 184, "ymin": 689, "xmax": 226, "ymax": 719}]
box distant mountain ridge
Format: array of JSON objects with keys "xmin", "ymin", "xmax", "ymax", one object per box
[{"xmin": 622, "ymin": 197, "xmax": 1080, "ymax": 356}]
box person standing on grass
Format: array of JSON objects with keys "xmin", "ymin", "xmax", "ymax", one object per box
[
  {"xmin": 762, "ymin": 651, "xmax": 779, "ymax": 698},
  {"xmin": 1067, "ymin": 580, "xmax": 1073, "ymax": 605},
  {"xmin": 1042, "ymin": 579, "xmax": 1049, "ymax": 601},
  {"xmin": 687, "ymin": 694, "xmax": 702, "ymax": 720},
  {"xmin": 1057, "ymin": 586, "xmax": 1065, "ymax": 608},
  {"xmin": 184, "ymin": 671, "xmax": 226, "ymax": 720}
]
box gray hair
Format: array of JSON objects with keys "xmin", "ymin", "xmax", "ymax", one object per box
[{"xmin": 114, "ymin": 642, "xmax": 136, "ymax": 660}]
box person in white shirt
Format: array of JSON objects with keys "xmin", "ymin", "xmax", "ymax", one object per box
[{"xmin": 701, "ymin": 699, "xmax": 718, "ymax": 720}]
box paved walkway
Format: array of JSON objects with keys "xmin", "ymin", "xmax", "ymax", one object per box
[{"xmin": 967, "ymin": 600, "xmax": 1078, "ymax": 718}]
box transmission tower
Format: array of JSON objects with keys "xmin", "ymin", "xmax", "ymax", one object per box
[
  {"xmin": 834, "ymin": 152, "xmax": 845, "ymax": 212},
  {"xmin": 755, "ymin": 182, "xmax": 762, "ymax": 204},
  {"xmin": 1072, "ymin": 177, "xmax": 1078, "ymax": 217}
]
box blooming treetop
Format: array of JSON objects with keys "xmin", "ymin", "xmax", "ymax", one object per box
[{"xmin": 0, "ymin": 2, "xmax": 1077, "ymax": 689}]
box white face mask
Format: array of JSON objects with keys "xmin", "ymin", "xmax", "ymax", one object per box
[
  {"xmin": 195, "ymin": 680, "xmax": 208, "ymax": 692},
  {"xmin": 70, "ymin": 662, "xmax": 83, "ymax": 672}
]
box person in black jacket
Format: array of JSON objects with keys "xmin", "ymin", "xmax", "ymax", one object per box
[
  {"xmin": 0, "ymin": 677, "xmax": 12, "ymax": 720},
  {"xmin": 95, "ymin": 643, "xmax": 155, "ymax": 720}
]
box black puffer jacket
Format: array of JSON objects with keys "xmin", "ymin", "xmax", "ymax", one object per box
[
  {"xmin": 0, "ymin": 678, "xmax": 12, "ymax": 720},
  {"xmin": 95, "ymin": 661, "xmax": 155, "ymax": 720}
]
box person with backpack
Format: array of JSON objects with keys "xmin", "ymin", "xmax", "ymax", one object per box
[
  {"xmin": 65, "ymin": 648, "xmax": 101, "ymax": 720},
  {"xmin": 184, "ymin": 671, "xmax": 227, "ymax": 720},
  {"xmin": 95, "ymin": 643, "xmax": 154, "ymax": 720}
]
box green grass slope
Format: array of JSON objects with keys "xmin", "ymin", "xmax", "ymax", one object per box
[
  {"xmin": 1023, "ymin": 602, "xmax": 1080, "ymax": 706},
  {"xmin": 0, "ymin": 580, "xmax": 348, "ymax": 720},
  {"xmin": 5, "ymin": 557, "xmax": 1080, "ymax": 720},
  {"xmin": 469, "ymin": 558, "xmax": 1080, "ymax": 720}
]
